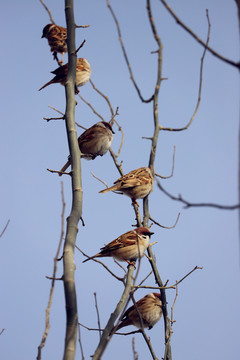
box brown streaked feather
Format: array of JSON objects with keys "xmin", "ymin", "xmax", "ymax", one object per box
[
  {"xmin": 99, "ymin": 167, "xmax": 153, "ymax": 195},
  {"xmin": 42, "ymin": 24, "xmax": 67, "ymax": 54},
  {"xmin": 82, "ymin": 227, "xmax": 153, "ymax": 263},
  {"xmin": 99, "ymin": 232, "xmax": 138, "ymax": 254},
  {"xmin": 38, "ymin": 58, "xmax": 91, "ymax": 91},
  {"xmin": 116, "ymin": 293, "xmax": 162, "ymax": 331}
]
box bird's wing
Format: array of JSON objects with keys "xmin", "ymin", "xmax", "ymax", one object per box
[
  {"xmin": 100, "ymin": 231, "xmax": 137, "ymax": 254},
  {"xmin": 51, "ymin": 63, "xmax": 68, "ymax": 76}
]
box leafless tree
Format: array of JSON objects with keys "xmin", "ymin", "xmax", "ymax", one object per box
[{"xmin": 37, "ymin": 1, "xmax": 238, "ymax": 359}]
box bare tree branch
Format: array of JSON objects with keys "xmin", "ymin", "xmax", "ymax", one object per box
[
  {"xmin": 154, "ymin": 146, "xmax": 176, "ymax": 179},
  {"xmin": 39, "ymin": 0, "xmax": 55, "ymax": 24},
  {"xmin": 78, "ymin": 322, "xmax": 141, "ymax": 335},
  {"xmin": 94, "ymin": 292, "xmax": 102, "ymax": 339},
  {"xmin": 149, "ymin": 212, "xmax": 180, "ymax": 229},
  {"xmin": 129, "ymin": 293, "xmax": 158, "ymax": 360},
  {"xmin": 48, "ymin": 105, "xmax": 65, "ymax": 116},
  {"xmin": 75, "ymin": 24, "xmax": 90, "ymax": 28},
  {"xmin": 159, "ymin": 0, "xmax": 240, "ymax": 69},
  {"xmin": 90, "ymin": 79, "xmax": 115, "ymax": 115},
  {"xmin": 76, "ymin": 245, "xmax": 125, "ymax": 282},
  {"xmin": 160, "ymin": 9, "xmax": 210, "ymax": 132},
  {"xmin": 0, "ymin": 220, "xmax": 10, "ymax": 239},
  {"xmin": 164, "ymin": 286, "xmax": 178, "ymax": 360},
  {"xmin": 44, "ymin": 116, "xmax": 65, "ymax": 122},
  {"xmin": 106, "ymin": 0, "xmax": 153, "ymax": 103},
  {"xmin": 75, "ymin": 39, "xmax": 86, "ymax": 54},
  {"xmin": 132, "ymin": 266, "xmax": 203, "ymax": 290},
  {"xmin": 62, "ymin": 1, "xmax": 82, "ymax": 359},
  {"xmin": 132, "ymin": 338, "xmax": 139, "ymax": 360},
  {"xmin": 143, "ymin": 2, "xmax": 172, "ymax": 359},
  {"xmin": 77, "ymin": 93, "xmax": 105, "ymax": 121},
  {"xmin": 78, "ymin": 324, "xmax": 85, "ymax": 360},
  {"xmin": 157, "ymin": 178, "xmax": 240, "ymax": 210},
  {"xmin": 91, "ymin": 265, "xmax": 135, "ymax": 360},
  {"xmin": 37, "ymin": 183, "xmax": 66, "ymax": 360}
]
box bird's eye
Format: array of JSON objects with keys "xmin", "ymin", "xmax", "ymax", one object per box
[{"xmin": 142, "ymin": 235, "xmax": 148, "ymax": 240}]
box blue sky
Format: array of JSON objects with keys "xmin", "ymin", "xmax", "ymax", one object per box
[{"xmin": 1, "ymin": 1, "xmax": 240, "ymax": 359}]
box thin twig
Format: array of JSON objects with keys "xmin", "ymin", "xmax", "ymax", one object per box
[
  {"xmin": 112, "ymin": 116, "xmax": 125, "ymax": 158},
  {"xmin": 90, "ymin": 79, "xmax": 114, "ymax": 116},
  {"xmin": 94, "ymin": 293, "xmax": 102, "ymax": 340},
  {"xmin": 132, "ymin": 338, "xmax": 139, "ymax": 360},
  {"xmin": 0, "ymin": 329, "xmax": 5, "ymax": 336},
  {"xmin": 160, "ymin": 9, "xmax": 210, "ymax": 132},
  {"xmin": 159, "ymin": 1, "xmax": 240, "ymax": 69},
  {"xmin": 133, "ymin": 271, "xmax": 153, "ymax": 294},
  {"xmin": 84, "ymin": 81, "xmax": 125, "ymax": 175},
  {"xmin": 44, "ymin": 116, "xmax": 65, "ymax": 122},
  {"xmin": 37, "ymin": 182, "xmax": 66, "ymax": 360},
  {"xmin": 75, "ymin": 122, "xmax": 87, "ymax": 130},
  {"xmin": 75, "ymin": 39, "xmax": 86, "ymax": 54},
  {"xmin": 133, "ymin": 265, "xmax": 203, "ymax": 290},
  {"xmin": 149, "ymin": 213, "xmax": 180, "ymax": 229},
  {"xmin": 170, "ymin": 285, "xmax": 178, "ymax": 332},
  {"xmin": 91, "ymin": 171, "xmax": 109, "ymax": 188},
  {"xmin": 154, "ymin": 146, "xmax": 176, "ymax": 179},
  {"xmin": 75, "ymin": 245, "xmax": 125, "ymax": 282},
  {"xmin": 39, "ymin": 0, "xmax": 55, "ymax": 24},
  {"xmin": 0, "ymin": 220, "xmax": 10, "ymax": 238},
  {"xmin": 45, "ymin": 275, "xmax": 63, "ymax": 281},
  {"xmin": 76, "ymin": 24, "xmax": 90, "ymax": 28},
  {"xmin": 78, "ymin": 322, "xmax": 141, "ymax": 335},
  {"xmin": 48, "ymin": 105, "xmax": 65, "ymax": 116},
  {"xmin": 78, "ymin": 324, "xmax": 85, "ymax": 360},
  {"xmin": 157, "ymin": 178, "xmax": 240, "ymax": 210},
  {"xmin": 106, "ymin": 0, "xmax": 153, "ymax": 103},
  {"xmin": 47, "ymin": 168, "xmax": 72, "ymax": 176},
  {"xmin": 91, "ymin": 265, "xmax": 135, "ymax": 360},
  {"xmin": 164, "ymin": 286, "xmax": 178, "ymax": 360},
  {"xmin": 114, "ymin": 259, "xmax": 127, "ymax": 273},
  {"xmin": 78, "ymin": 94, "xmax": 105, "ymax": 121}
]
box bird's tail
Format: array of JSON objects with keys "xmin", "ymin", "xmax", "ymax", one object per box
[
  {"xmin": 99, "ymin": 184, "xmax": 119, "ymax": 194},
  {"xmin": 114, "ymin": 319, "xmax": 131, "ymax": 332},
  {"xmin": 82, "ymin": 253, "xmax": 100, "ymax": 263},
  {"xmin": 38, "ymin": 79, "xmax": 55, "ymax": 91},
  {"xmin": 58, "ymin": 160, "xmax": 71, "ymax": 176}
]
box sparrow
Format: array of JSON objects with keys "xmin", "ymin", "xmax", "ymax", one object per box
[
  {"xmin": 41, "ymin": 23, "xmax": 67, "ymax": 64},
  {"xmin": 38, "ymin": 58, "xmax": 91, "ymax": 93},
  {"xmin": 99, "ymin": 167, "xmax": 154, "ymax": 205},
  {"xmin": 59, "ymin": 121, "xmax": 114, "ymax": 176},
  {"xmin": 116, "ymin": 293, "xmax": 162, "ymax": 331},
  {"xmin": 82, "ymin": 227, "xmax": 154, "ymax": 264}
]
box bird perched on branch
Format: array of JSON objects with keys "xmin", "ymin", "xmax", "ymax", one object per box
[
  {"xmin": 116, "ymin": 293, "xmax": 162, "ymax": 331},
  {"xmin": 41, "ymin": 23, "xmax": 67, "ymax": 64},
  {"xmin": 38, "ymin": 58, "xmax": 91, "ymax": 93},
  {"xmin": 59, "ymin": 121, "xmax": 114, "ymax": 176},
  {"xmin": 99, "ymin": 167, "xmax": 153, "ymax": 205},
  {"xmin": 82, "ymin": 227, "xmax": 154, "ymax": 264}
]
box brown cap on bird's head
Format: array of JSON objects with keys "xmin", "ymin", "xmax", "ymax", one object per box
[
  {"xmin": 152, "ymin": 293, "xmax": 162, "ymax": 300},
  {"xmin": 100, "ymin": 121, "xmax": 115, "ymax": 134},
  {"xmin": 41, "ymin": 24, "xmax": 55, "ymax": 38},
  {"xmin": 134, "ymin": 227, "xmax": 154, "ymax": 237}
]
